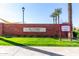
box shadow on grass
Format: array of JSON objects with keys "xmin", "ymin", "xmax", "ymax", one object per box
[{"xmin": 0, "ymin": 38, "xmax": 63, "ymax": 56}]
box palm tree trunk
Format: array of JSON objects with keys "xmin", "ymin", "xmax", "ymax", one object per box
[
  {"xmin": 58, "ymin": 15, "xmax": 61, "ymax": 40},
  {"xmin": 68, "ymin": 3, "xmax": 73, "ymax": 41},
  {"xmin": 54, "ymin": 17, "xmax": 57, "ymax": 24},
  {"xmin": 53, "ymin": 17, "xmax": 54, "ymax": 24},
  {"xmin": 56, "ymin": 16, "xmax": 57, "ymax": 24},
  {"xmin": 53, "ymin": 17, "xmax": 55, "ymax": 24},
  {"xmin": 58, "ymin": 15, "xmax": 59, "ymax": 24}
]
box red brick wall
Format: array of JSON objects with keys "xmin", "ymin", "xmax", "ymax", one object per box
[
  {"xmin": 0, "ymin": 23, "xmax": 3, "ymax": 35},
  {"xmin": 0, "ymin": 23, "xmax": 69, "ymax": 38}
]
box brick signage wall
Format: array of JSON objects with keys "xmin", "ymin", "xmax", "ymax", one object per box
[{"xmin": 0, "ymin": 23, "xmax": 70, "ymax": 38}]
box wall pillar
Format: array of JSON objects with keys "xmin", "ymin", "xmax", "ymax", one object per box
[{"xmin": 0, "ymin": 23, "xmax": 3, "ymax": 35}]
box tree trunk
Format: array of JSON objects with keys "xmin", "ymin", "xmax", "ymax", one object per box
[
  {"xmin": 58, "ymin": 15, "xmax": 59, "ymax": 24},
  {"xmin": 53, "ymin": 17, "xmax": 54, "ymax": 24},
  {"xmin": 54, "ymin": 17, "xmax": 57, "ymax": 24},
  {"xmin": 68, "ymin": 3, "xmax": 73, "ymax": 41},
  {"xmin": 53, "ymin": 17, "xmax": 55, "ymax": 24},
  {"xmin": 56, "ymin": 16, "xmax": 57, "ymax": 24},
  {"xmin": 58, "ymin": 15, "xmax": 61, "ymax": 40}
]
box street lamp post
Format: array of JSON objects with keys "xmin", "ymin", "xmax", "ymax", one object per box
[{"xmin": 22, "ymin": 7, "xmax": 25, "ymax": 24}]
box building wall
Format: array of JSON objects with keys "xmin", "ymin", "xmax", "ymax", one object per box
[
  {"xmin": 0, "ymin": 23, "xmax": 3, "ymax": 35},
  {"xmin": 0, "ymin": 23, "xmax": 70, "ymax": 38}
]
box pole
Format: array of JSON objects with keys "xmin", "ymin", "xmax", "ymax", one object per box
[
  {"xmin": 22, "ymin": 7, "xmax": 25, "ymax": 24},
  {"xmin": 23, "ymin": 10, "xmax": 24, "ymax": 24}
]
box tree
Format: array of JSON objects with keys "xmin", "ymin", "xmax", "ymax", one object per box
[
  {"xmin": 50, "ymin": 8, "xmax": 62, "ymax": 40},
  {"xmin": 54, "ymin": 8, "xmax": 62, "ymax": 24},
  {"xmin": 68, "ymin": 3, "xmax": 73, "ymax": 41},
  {"xmin": 50, "ymin": 12, "xmax": 57, "ymax": 24},
  {"xmin": 50, "ymin": 8, "xmax": 62, "ymax": 24},
  {"xmin": 54, "ymin": 8, "xmax": 62, "ymax": 40}
]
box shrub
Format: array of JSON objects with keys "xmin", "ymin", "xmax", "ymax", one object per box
[{"xmin": 73, "ymin": 31, "xmax": 78, "ymax": 38}]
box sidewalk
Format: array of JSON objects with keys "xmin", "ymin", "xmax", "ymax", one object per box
[{"xmin": 0, "ymin": 46, "xmax": 79, "ymax": 56}]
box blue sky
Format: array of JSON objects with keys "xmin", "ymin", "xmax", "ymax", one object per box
[{"xmin": 0, "ymin": 3, "xmax": 79, "ymax": 27}]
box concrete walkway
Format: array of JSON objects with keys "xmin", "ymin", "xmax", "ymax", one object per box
[{"xmin": 0, "ymin": 46, "xmax": 79, "ymax": 56}]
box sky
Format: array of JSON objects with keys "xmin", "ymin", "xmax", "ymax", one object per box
[{"xmin": 0, "ymin": 3, "xmax": 79, "ymax": 27}]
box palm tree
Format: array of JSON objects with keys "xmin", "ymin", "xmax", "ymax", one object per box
[
  {"xmin": 50, "ymin": 12, "xmax": 57, "ymax": 24},
  {"xmin": 50, "ymin": 8, "xmax": 62, "ymax": 40},
  {"xmin": 54, "ymin": 8, "xmax": 62, "ymax": 40},
  {"xmin": 68, "ymin": 3, "xmax": 73, "ymax": 40},
  {"xmin": 54, "ymin": 8, "xmax": 62, "ymax": 24}
]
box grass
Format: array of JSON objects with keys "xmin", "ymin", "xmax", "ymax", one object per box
[{"xmin": 0, "ymin": 36, "xmax": 79, "ymax": 46}]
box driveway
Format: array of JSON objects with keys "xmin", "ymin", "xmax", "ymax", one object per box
[{"xmin": 0, "ymin": 46, "xmax": 79, "ymax": 56}]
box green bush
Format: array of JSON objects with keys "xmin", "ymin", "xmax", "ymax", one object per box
[
  {"xmin": 73, "ymin": 30, "xmax": 79, "ymax": 38},
  {"xmin": 73, "ymin": 31, "xmax": 77, "ymax": 38},
  {"xmin": 77, "ymin": 34, "xmax": 79, "ymax": 38}
]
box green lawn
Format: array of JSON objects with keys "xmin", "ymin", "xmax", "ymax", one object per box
[{"xmin": 0, "ymin": 36, "xmax": 79, "ymax": 46}]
